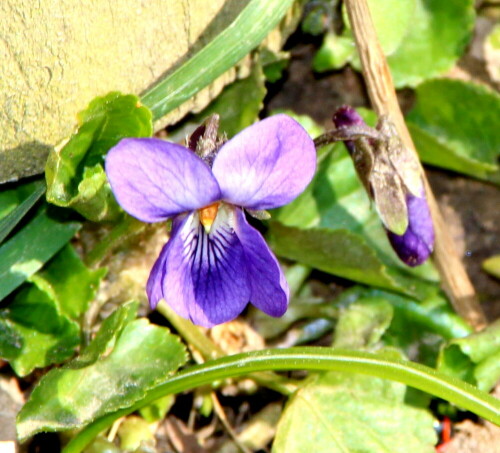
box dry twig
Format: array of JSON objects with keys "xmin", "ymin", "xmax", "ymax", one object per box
[{"xmin": 344, "ymin": 0, "xmax": 487, "ymax": 330}]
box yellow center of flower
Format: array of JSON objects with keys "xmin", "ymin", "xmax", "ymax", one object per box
[{"xmin": 198, "ymin": 202, "xmax": 220, "ymax": 233}]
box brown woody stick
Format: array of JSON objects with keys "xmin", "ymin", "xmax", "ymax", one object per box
[{"xmin": 344, "ymin": 0, "xmax": 487, "ymax": 330}]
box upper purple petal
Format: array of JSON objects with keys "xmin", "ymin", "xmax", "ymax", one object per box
[
  {"xmin": 234, "ymin": 209, "xmax": 289, "ymax": 317},
  {"xmin": 387, "ymin": 193, "xmax": 435, "ymax": 266},
  {"xmin": 106, "ymin": 138, "xmax": 221, "ymax": 223},
  {"xmin": 147, "ymin": 206, "xmax": 251, "ymax": 327},
  {"xmin": 211, "ymin": 114, "xmax": 316, "ymax": 210}
]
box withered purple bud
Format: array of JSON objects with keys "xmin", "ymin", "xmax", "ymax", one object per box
[{"xmin": 331, "ymin": 105, "xmax": 435, "ymax": 267}]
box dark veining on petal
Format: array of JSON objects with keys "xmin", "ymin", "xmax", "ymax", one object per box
[{"xmin": 188, "ymin": 220, "xmax": 247, "ymax": 322}]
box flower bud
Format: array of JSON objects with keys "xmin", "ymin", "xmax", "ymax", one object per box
[
  {"xmin": 331, "ymin": 105, "xmax": 435, "ymax": 266},
  {"xmin": 332, "ymin": 105, "xmax": 366, "ymax": 155}
]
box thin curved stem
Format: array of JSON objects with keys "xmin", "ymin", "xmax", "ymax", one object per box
[{"xmin": 63, "ymin": 347, "xmax": 500, "ymax": 453}]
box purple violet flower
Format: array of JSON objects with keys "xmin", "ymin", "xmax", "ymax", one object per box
[{"xmin": 105, "ymin": 114, "xmax": 316, "ymax": 327}]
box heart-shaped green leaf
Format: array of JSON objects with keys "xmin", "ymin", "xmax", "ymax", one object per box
[
  {"xmin": 45, "ymin": 92, "xmax": 152, "ymax": 221},
  {"xmin": 273, "ymin": 356, "xmax": 437, "ymax": 453},
  {"xmin": 17, "ymin": 302, "xmax": 187, "ymax": 440},
  {"xmin": 407, "ymin": 79, "xmax": 500, "ymax": 182},
  {"xmin": 438, "ymin": 319, "xmax": 500, "ymax": 392}
]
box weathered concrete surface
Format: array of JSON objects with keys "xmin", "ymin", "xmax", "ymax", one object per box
[{"xmin": 0, "ymin": 0, "xmax": 297, "ymax": 183}]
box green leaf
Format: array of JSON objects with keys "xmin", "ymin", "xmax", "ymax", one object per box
[
  {"xmin": 384, "ymin": 292, "xmax": 471, "ymax": 340},
  {"xmin": 483, "ymin": 255, "xmax": 500, "ymax": 280},
  {"xmin": 45, "ymin": 92, "xmax": 153, "ymax": 221},
  {"xmin": 387, "ymin": 0, "xmax": 474, "ymax": 87},
  {"xmin": 0, "ymin": 244, "xmax": 105, "ymax": 376},
  {"xmin": 269, "ymin": 221, "xmax": 411, "ymax": 293},
  {"xmin": 314, "ymin": 0, "xmax": 416, "ymax": 73},
  {"xmin": 348, "ymin": 0, "xmax": 416, "ymax": 57},
  {"xmin": 301, "ymin": 0, "xmax": 332, "ymax": 36},
  {"xmin": 407, "ymin": 79, "xmax": 500, "ymax": 181},
  {"xmin": 268, "ymin": 143, "xmax": 439, "ymax": 299},
  {"xmin": 260, "ymin": 48, "xmax": 290, "ymax": 83},
  {"xmin": 340, "ymin": 287, "xmax": 472, "ymax": 367},
  {"xmin": 17, "ymin": 304, "xmax": 187, "ymax": 440},
  {"xmin": 332, "ymin": 298, "xmax": 393, "ymax": 349},
  {"xmin": 273, "ymin": 365, "xmax": 437, "ymax": 453},
  {"xmin": 0, "ymin": 280, "xmax": 80, "ymax": 376},
  {"xmin": 0, "ymin": 208, "xmax": 80, "ymax": 301},
  {"xmin": 76, "ymin": 301, "xmax": 138, "ymax": 365},
  {"xmin": 33, "ymin": 244, "xmax": 107, "ymax": 320},
  {"xmin": 0, "ymin": 180, "xmax": 45, "ymax": 244},
  {"xmin": 117, "ymin": 416, "xmax": 154, "ymax": 451},
  {"xmin": 0, "ymin": 179, "xmax": 45, "ymax": 220},
  {"xmin": 138, "ymin": 395, "xmax": 175, "ymax": 424},
  {"xmin": 140, "ymin": 0, "xmax": 296, "ymax": 120},
  {"xmin": 313, "ymin": 33, "xmax": 356, "ymax": 72},
  {"xmin": 314, "ymin": 0, "xmax": 474, "ymax": 88},
  {"xmin": 82, "ymin": 438, "xmax": 120, "ymax": 453},
  {"xmin": 438, "ymin": 319, "xmax": 500, "ymax": 392}
]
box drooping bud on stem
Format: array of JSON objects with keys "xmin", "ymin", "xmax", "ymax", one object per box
[{"xmin": 325, "ymin": 105, "xmax": 435, "ymax": 267}]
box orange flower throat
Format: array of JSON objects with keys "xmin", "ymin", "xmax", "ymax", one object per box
[{"xmin": 198, "ymin": 202, "xmax": 220, "ymax": 232}]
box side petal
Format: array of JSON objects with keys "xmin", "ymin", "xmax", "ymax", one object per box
[
  {"xmin": 212, "ymin": 114, "xmax": 316, "ymax": 210},
  {"xmin": 146, "ymin": 216, "xmax": 187, "ymax": 311},
  {"xmin": 148, "ymin": 207, "xmax": 251, "ymax": 327},
  {"xmin": 234, "ymin": 209, "xmax": 289, "ymax": 317},
  {"xmin": 106, "ymin": 138, "xmax": 221, "ymax": 222}
]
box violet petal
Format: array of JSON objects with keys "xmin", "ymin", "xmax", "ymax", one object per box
[
  {"xmin": 234, "ymin": 209, "xmax": 289, "ymax": 317},
  {"xmin": 387, "ymin": 193, "xmax": 435, "ymax": 266},
  {"xmin": 147, "ymin": 206, "xmax": 251, "ymax": 327},
  {"xmin": 106, "ymin": 138, "xmax": 221, "ymax": 223},
  {"xmin": 212, "ymin": 114, "xmax": 316, "ymax": 210},
  {"xmin": 146, "ymin": 215, "xmax": 186, "ymax": 310}
]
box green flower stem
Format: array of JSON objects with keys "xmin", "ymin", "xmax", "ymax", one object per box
[
  {"xmin": 85, "ymin": 216, "xmax": 144, "ymax": 267},
  {"xmin": 64, "ymin": 347, "xmax": 500, "ymax": 453},
  {"xmin": 157, "ymin": 302, "xmax": 297, "ymax": 395},
  {"xmin": 140, "ymin": 0, "xmax": 295, "ymax": 120}
]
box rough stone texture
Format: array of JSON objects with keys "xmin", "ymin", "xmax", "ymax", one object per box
[{"xmin": 0, "ymin": 0, "xmax": 298, "ymax": 182}]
